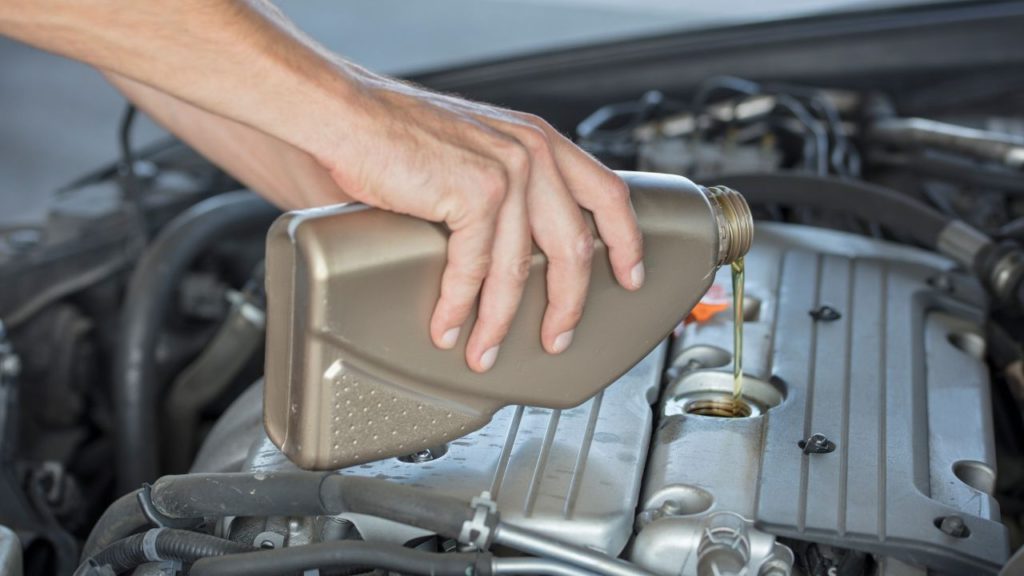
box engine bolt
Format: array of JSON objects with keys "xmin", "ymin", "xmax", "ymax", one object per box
[
  {"xmin": 938, "ymin": 515, "xmax": 969, "ymax": 538},
  {"xmin": 799, "ymin": 433, "xmax": 836, "ymax": 455},
  {"xmin": 809, "ymin": 305, "xmax": 841, "ymax": 322}
]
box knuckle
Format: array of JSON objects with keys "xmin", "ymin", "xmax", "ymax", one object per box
[
  {"xmin": 575, "ymin": 232, "xmax": 596, "ymax": 263},
  {"xmin": 448, "ymin": 255, "xmax": 492, "ymax": 287},
  {"xmin": 552, "ymin": 230, "xmax": 594, "ymax": 268},
  {"xmin": 549, "ymin": 296, "xmax": 585, "ymax": 326},
  {"xmin": 604, "ymin": 174, "xmax": 631, "ymax": 205},
  {"xmin": 476, "ymin": 163, "xmax": 509, "ymax": 209},
  {"xmin": 519, "ymin": 125, "xmax": 551, "ymax": 156},
  {"xmin": 507, "ymin": 254, "xmax": 532, "ymax": 284},
  {"xmin": 503, "ymin": 141, "xmax": 531, "ymax": 175},
  {"xmin": 518, "ymin": 112, "xmax": 549, "ymax": 129},
  {"xmin": 465, "ymin": 254, "xmax": 493, "ymax": 280},
  {"xmin": 476, "ymin": 306, "xmax": 511, "ymax": 331}
]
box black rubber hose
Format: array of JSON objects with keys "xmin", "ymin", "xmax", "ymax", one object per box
[
  {"xmin": 80, "ymin": 490, "xmax": 149, "ymax": 560},
  {"xmin": 151, "ymin": 472, "xmax": 332, "ymax": 518},
  {"xmin": 150, "ymin": 472, "xmax": 476, "ymax": 540},
  {"xmin": 189, "ymin": 541, "xmax": 493, "ymax": 576},
  {"xmin": 78, "ymin": 529, "xmax": 252, "ymax": 575},
  {"xmin": 713, "ymin": 172, "xmax": 951, "ymax": 248},
  {"xmin": 113, "ymin": 192, "xmax": 279, "ymax": 494}
]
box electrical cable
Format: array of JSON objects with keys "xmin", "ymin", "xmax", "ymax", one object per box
[
  {"xmin": 76, "ymin": 529, "xmax": 251, "ymax": 576},
  {"xmin": 80, "ymin": 490, "xmax": 149, "ymax": 561},
  {"xmin": 689, "ymin": 76, "xmax": 830, "ymax": 176}
]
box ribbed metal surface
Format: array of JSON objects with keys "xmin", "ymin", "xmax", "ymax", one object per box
[
  {"xmin": 238, "ymin": 343, "xmax": 664, "ymax": 556},
  {"xmin": 340, "ymin": 344, "xmax": 664, "ymax": 554},
  {"xmin": 753, "ymin": 244, "xmax": 1006, "ymax": 573},
  {"xmin": 645, "ymin": 224, "xmax": 1008, "ymax": 575}
]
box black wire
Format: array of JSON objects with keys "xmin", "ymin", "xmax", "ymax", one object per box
[
  {"xmin": 117, "ymin": 103, "xmax": 151, "ymax": 238},
  {"xmin": 689, "ymin": 76, "xmax": 830, "ymax": 176},
  {"xmin": 119, "ymin": 104, "xmax": 137, "ymax": 177},
  {"xmin": 689, "ymin": 76, "xmax": 761, "ymax": 171},
  {"xmin": 764, "ymin": 82, "xmax": 861, "ymax": 177},
  {"xmin": 773, "ymin": 93, "xmax": 828, "ymax": 175}
]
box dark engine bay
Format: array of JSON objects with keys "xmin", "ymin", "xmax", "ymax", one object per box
[{"xmin": 2, "ymin": 3, "xmax": 1024, "ymax": 575}]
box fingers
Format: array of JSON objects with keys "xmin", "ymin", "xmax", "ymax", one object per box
[
  {"xmin": 427, "ymin": 109, "xmax": 640, "ymax": 372},
  {"xmin": 429, "ymin": 164, "xmax": 505, "ymax": 353},
  {"xmin": 464, "ymin": 140, "xmax": 532, "ymax": 372},
  {"xmin": 465, "ymin": 185, "xmax": 531, "ymax": 372},
  {"xmin": 534, "ymin": 120, "xmax": 645, "ymax": 291},
  {"xmin": 513, "ymin": 125, "xmax": 594, "ymax": 354}
]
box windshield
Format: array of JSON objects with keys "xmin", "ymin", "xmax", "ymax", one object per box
[{"xmin": 279, "ymin": 0, "xmax": 939, "ymax": 74}]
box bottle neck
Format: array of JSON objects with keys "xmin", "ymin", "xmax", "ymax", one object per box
[{"xmin": 703, "ymin": 185, "xmax": 753, "ymax": 266}]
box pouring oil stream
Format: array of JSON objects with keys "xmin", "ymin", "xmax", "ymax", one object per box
[{"xmin": 731, "ymin": 257, "xmax": 745, "ymax": 400}]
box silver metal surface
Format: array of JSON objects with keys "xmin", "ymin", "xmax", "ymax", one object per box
[
  {"xmin": 0, "ymin": 526, "xmax": 21, "ymax": 576},
  {"xmin": 491, "ymin": 557, "xmax": 596, "ymax": 576},
  {"xmin": 936, "ymin": 220, "xmax": 991, "ymax": 269},
  {"xmin": 638, "ymin": 223, "xmax": 1006, "ymax": 575},
  {"xmin": 869, "ymin": 116, "xmax": 1024, "ymax": 169},
  {"xmin": 493, "ymin": 523, "xmax": 651, "ymax": 576},
  {"xmin": 196, "ymin": 344, "xmax": 665, "ymax": 556},
  {"xmin": 197, "ymin": 222, "xmax": 1009, "ymax": 574}
]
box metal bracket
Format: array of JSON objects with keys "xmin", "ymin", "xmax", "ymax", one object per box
[{"xmin": 458, "ymin": 491, "xmax": 499, "ymax": 551}]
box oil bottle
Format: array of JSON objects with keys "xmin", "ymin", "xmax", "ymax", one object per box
[{"xmin": 264, "ymin": 171, "xmax": 753, "ymax": 470}]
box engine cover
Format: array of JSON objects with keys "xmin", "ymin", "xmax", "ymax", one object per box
[
  {"xmin": 634, "ymin": 223, "xmax": 1007, "ymax": 575},
  {"xmin": 194, "ymin": 222, "xmax": 1008, "ymax": 574},
  {"xmin": 194, "ymin": 346, "xmax": 664, "ymax": 556}
]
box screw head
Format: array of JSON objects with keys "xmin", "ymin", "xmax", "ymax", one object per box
[
  {"xmin": 938, "ymin": 515, "xmax": 969, "ymax": 538},
  {"xmin": 798, "ymin": 433, "xmax": 836, "ymax": 455},
  {"xmin": 809, "ymin": 306, "xmax": 841, "ymax": 322}
]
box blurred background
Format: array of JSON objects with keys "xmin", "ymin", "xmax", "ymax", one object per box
[
  {"xmin": 4, "ymin": 2, "xmax": 1024, "ymax": 575},
  {"xmin": 0, "ymin": 0, "xmax": 918, "ymax": 226}
]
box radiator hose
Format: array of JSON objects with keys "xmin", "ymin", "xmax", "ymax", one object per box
[{"xmin": 113, "ymin": 192, "xmax": 279, "ymax": 494}]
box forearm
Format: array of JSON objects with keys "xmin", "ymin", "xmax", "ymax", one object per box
[
  {"xmin": 0, "ymin": 0, "xmax": 361, "ymax": 164},
  {"xmin": 106, "ymin": 73, "xmax": 350, "ymax": 209}
]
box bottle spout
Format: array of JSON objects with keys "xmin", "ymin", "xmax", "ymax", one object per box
[{"xmin": 704, "ymin": 185, "xmax": 753, "ymax": 266}]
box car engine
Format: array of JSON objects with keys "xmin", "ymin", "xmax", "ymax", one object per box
[
  {"xmin": 188, "ymin": 221, "xmax": 1003, "ymax": 575},
  {"xmin": 4, "ymin": 16, "xmax": 1024, "ymax": 576}
]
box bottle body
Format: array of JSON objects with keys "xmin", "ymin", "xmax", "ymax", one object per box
[{"xmin": 264, "ymin": 171, "xmax": 751, "ymax": 469}]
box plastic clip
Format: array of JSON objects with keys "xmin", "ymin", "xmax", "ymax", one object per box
[{"xmin": 458, "ymin": 491, "xmax": 499, "ymax": 551}]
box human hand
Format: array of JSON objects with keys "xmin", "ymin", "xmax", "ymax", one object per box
[{"xmin": 317, "ymin": 77, "xmax": 644, "ymax": 372}]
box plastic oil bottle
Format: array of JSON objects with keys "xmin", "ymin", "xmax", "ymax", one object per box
[{"xmin": 263, "ymin": 171, "xmax": 753, "ymax": 469}]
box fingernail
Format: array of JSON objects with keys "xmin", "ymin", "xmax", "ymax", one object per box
[
  {"xmin": 440, "ymin": 327, "xmax": 460, "ymax": 349},
  {"xmin": 631, "ymin": 262, "xmax": 645, "ymax": 289},
  {"xmin": 552, "ymin": 330, "xmax": 574, "ymax": 354},
  {"xmin": 479, "ymin": 346, "xmax": 500, "ymax": 371}
]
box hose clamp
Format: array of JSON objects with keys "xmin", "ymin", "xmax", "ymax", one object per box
[{"xmin": 458, "ymin": 491, "xmax": 499, "ymax": 551}]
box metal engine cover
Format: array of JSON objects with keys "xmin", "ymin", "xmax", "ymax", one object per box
[
  {"xmin": 193, "ymin": 344, "xmax": 664, "ymax": 556},
  {"xmin": 634, "ymin": 223, "xmax": 1008, "ymax": 575},
  {"xmin": 195, "ymin": 222, "xmax": 1008, "ymax": 574}
]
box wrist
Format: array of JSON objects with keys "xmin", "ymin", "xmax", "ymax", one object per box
[{"xmin": 299, "ymin": 60, "xmax": 379, "ymax": 164}]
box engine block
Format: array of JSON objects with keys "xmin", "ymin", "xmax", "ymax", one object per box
[
  {"xmin": 633, "ymin": 223, "xmax": 1007, "ymax": 575},
  {"xmin": 194, "ymin": 223, "xmax": 1008, "ymax": 575}
]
